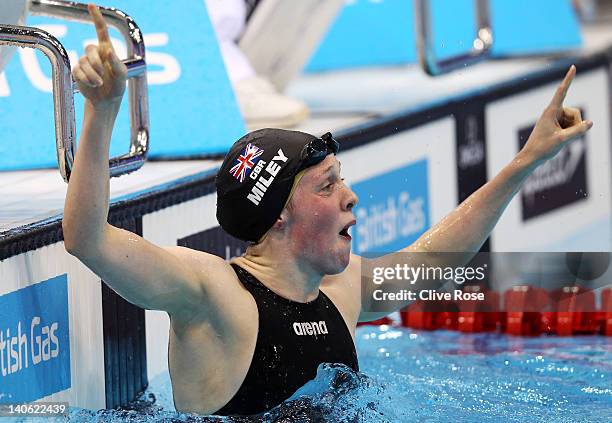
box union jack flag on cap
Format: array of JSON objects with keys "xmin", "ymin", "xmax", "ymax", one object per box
[{"xmin": 229, "ymin": 143, "xmax": 264, "ymax": 183}]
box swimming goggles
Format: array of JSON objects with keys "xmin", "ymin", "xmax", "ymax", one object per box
[{"xmin": 299, "ymin": 132, "xmax": 340, "ymax": 170}]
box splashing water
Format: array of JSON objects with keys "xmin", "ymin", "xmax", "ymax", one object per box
[{"xmin": 58, "ymin": 327, "xmax": 611, "ymax": 422}]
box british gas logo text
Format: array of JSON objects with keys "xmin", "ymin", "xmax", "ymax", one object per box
[
  {"xmin": 352, "ymin": 160, "xmax": 430, "ymax": 254},
  {"xmin": 0, "ymin": 275, "xmax": 71, "ymax": 402},
  {"xmin": 355, "ymin": 192, "xmax": 426, "ymax": 253},
  {"xmin": 0, "ymin": 317, "xmax": 60, "ymax": 377}
]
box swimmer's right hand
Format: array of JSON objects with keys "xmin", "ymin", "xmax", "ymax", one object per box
[{"xmin": 72, "ymin": 4, "xmax": 127, "ymax": 109}]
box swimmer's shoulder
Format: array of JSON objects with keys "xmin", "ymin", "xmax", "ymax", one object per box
[{"xmin": 163, "ymin": 247, "xmax": 256, "ymax": 325}]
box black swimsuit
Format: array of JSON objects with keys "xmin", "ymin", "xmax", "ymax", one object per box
[{"xmin": 215, "ymin": 264, "xmax": 359, "ymax": 416}]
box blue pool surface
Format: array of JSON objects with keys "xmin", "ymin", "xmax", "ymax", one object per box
[{"xmin": 62, "ymin": 326, "xmax": 611, "ymax": 422}]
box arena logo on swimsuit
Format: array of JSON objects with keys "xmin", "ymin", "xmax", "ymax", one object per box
[
  {"xmin": 293, "ymin": 320, "xmax": 328, "ymax": 336},
  {"xmin": 0, "ymin": 275, "xmax": 71, "ymax": 402}
]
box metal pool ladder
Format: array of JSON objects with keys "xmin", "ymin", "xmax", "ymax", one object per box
[
  {"xmin": 415, "ymin": 0, "xmax": 494, "ymax": 76},
  {"xmin": 0, "ymin": 0, "xmax": 149, "ymax": 182}
]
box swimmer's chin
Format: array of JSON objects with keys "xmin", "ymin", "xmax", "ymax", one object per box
[{"xmin": 324, "ymin": 254, "xmax": 352, "ymax": 276}]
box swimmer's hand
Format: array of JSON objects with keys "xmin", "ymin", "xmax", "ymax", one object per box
[
  {"xmin": 520, "ymin": 65, "xmax": 593, "ymax": 166},
  {"xmin": 72, "ymin": 4, "xmax": 127, "ymax": 109}
]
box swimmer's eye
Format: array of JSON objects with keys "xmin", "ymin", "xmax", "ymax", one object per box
[
  {"xmin": 322, "ymin": 177, "xmax": 343, "ymax": 192},
  {"xmin": 321, "ymin": 179, "xmax": 337, "ymax": 192}
]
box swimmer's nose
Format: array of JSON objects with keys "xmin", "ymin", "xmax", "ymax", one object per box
[{"xmin": 344, "ymin": 187, "xmax": 359, "ymax": 211}]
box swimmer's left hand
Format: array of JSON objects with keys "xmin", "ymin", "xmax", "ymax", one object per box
[{"xmin": 519, "ymin": 65, "xmax": 593, "ymax": 166}]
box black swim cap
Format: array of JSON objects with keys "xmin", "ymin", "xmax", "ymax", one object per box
[{"xmin": 216, "ymin": 128, "xmax": 339, "ymax": 242}]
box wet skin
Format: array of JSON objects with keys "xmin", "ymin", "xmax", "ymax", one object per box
[
  {"xmin": 167, "ymin": 156, "xmax": 363, "ymax": 414},
  {"xmin": 65, "ymin": 5, "xmax": 594, "ymax": 416}
]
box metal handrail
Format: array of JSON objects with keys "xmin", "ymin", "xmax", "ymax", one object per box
[
  {"xmin": 415, "ymin": 0, "xmax": 493, "ymax": 76},
  {"xmin": 0, "ymin": 0, "xmax": 149, "ymax": 182},
  {"xmin": 0, "ymin": 23, "xmax": 75, "ymax": 179}
]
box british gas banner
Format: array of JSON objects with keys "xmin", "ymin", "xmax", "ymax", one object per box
[
  {"xmin": 351, "ymin": 160, "xmax": 430, "ymax": 255},
  {"xmin": 0, "ymin": 274, "xmax": 71, "ymax": 403},
  {"xmin": 0, "ymin": 0, "xmax": 244, "ymax": 171}
]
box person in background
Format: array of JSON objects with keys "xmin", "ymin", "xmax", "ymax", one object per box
[
  {"xmin": 204, "ymin": 0, "xmax": 309, "ymax": 129},
  {"xmin": 0, "ymin": 0, "xmax": 29, "ymax": 72},
  {"xmin": 572, "ymin": 0, "xmax": 598, "ymax": 22}
]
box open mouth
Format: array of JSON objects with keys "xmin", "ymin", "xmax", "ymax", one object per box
[{"xmin": 339, "ymin": 220, "xmax": 356, "ymax": 241}]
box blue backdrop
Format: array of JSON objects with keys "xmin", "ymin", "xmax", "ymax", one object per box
[
  {"xmin": 307, "ymin": 0, "xmax": 581, "ymax": 71},
  {"xmin": 0, "ymin": 0, "xmax": 245, "ymax": 171},
  {"xmin": 0, "ymin": 0, "xmax": 582, "ymax": 171}
]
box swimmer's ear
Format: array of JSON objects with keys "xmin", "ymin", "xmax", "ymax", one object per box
[{"xmin": 272, "ymin": 209, "xmax": 290, "ymax": 231}]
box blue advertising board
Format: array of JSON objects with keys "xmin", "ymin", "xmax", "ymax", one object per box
[
  {"xmin": 306, "ymin": 0, "xmax": 581, "ymax": 71},
  {"xmin": 0, "ymin": 0, "xmax": 244, "ymax": 171},
  {"xmin": 0, "ymin": 275, "xmax": 71, "ymax": 403},
  {"xmin": 489, "ymin": 0, "xmax": 582, "ymax": 56},
  {"xmin": 351, "ymin": 159, "xmax": 430, "ymax": 255},
  {"xmin": 306, "ymin": 0, "xmax": 416, "ymax": 72}
]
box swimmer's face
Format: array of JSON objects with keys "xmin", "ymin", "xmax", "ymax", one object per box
[{"xmin": 283, "ymin": 154, "xmax": 358, "ymax": 274}]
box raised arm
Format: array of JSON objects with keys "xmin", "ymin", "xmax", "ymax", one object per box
[
  {"xmin": 62, "ymin": 5, "xmax": 214, "ymax": 320},
  {"xmin": 359, "ymin": 66, "xmax": 594, "ymax": 318},
  {"xmin": 407, "ymin": 65, "xmax": 591, "ymax": 259}
]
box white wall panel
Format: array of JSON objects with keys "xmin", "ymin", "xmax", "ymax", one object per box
[
  {"xmin": 486, "ymin": 69, "xmax": 612, "ymax": 251},
  {"xmin": 0, "ymin": 242, "xmax": 105, "ymax": 409}
]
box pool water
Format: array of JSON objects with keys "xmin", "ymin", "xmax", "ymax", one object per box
[{"xmin": 67, "ymin": 326, "xmax": 611, "ymax": 422}]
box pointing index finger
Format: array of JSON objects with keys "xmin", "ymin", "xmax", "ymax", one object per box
[
  {"xmin": 88, "ymin": 4, "xmax": 112, "ymax": 48},
  {"xmin": 550, "ymin": 65, "xmax": 576, "ymax": 109}
]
